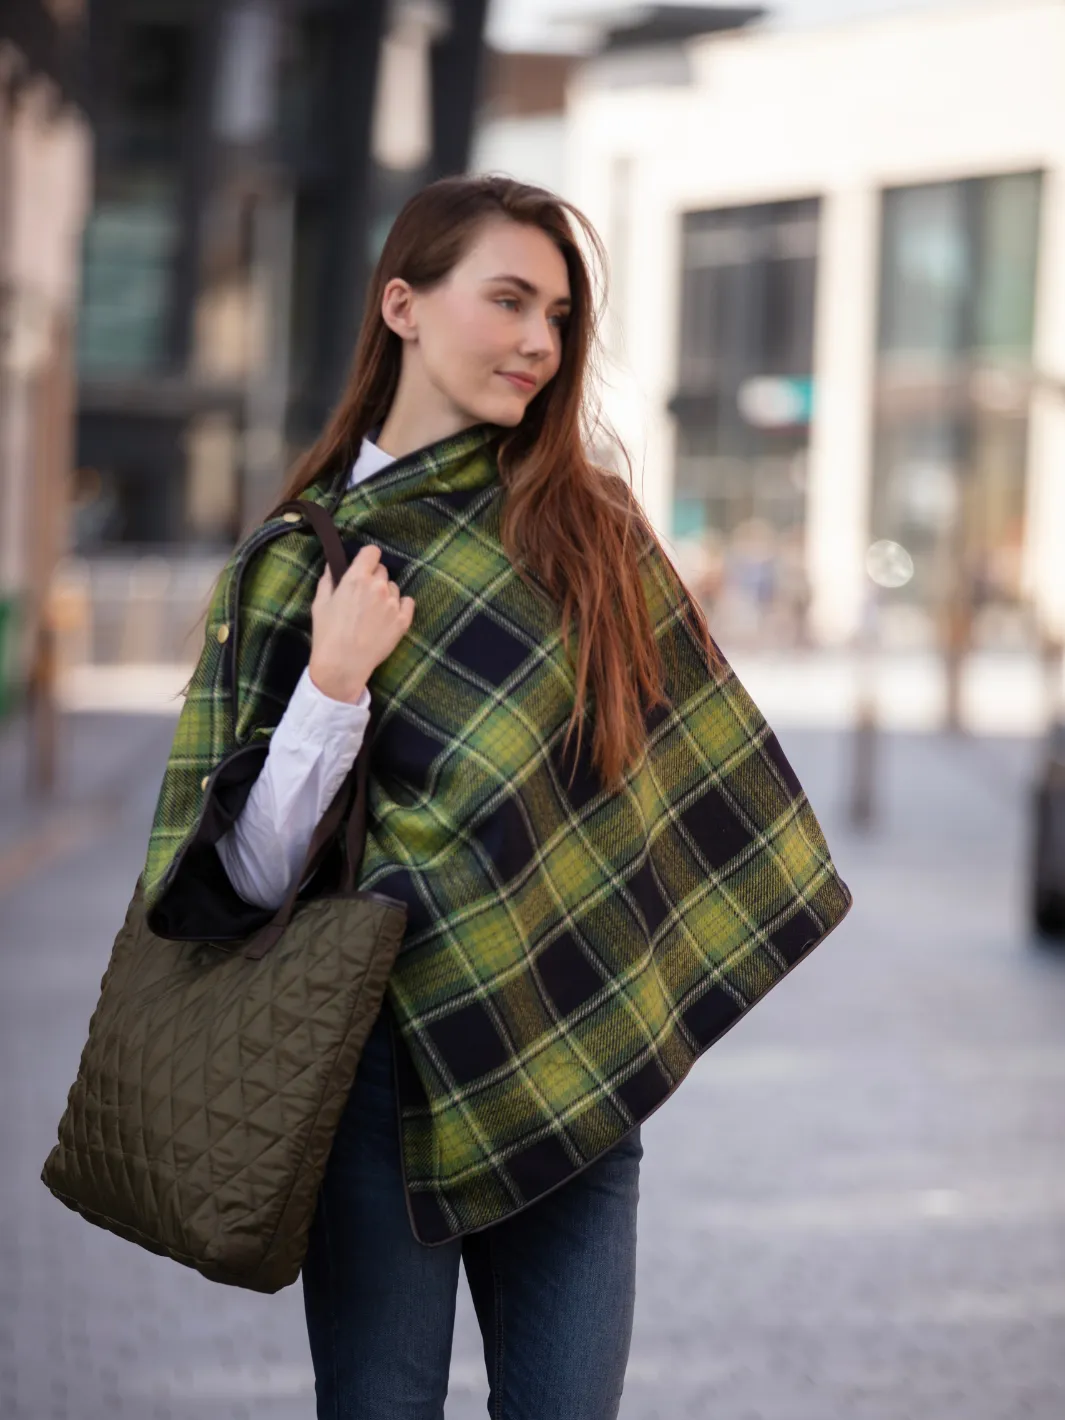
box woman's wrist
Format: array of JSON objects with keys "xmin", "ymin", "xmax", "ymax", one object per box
[
  {"xmin": 300, "ymin": 665, "xmax": 371, "ymax": 716},
  {"xmin": 307, "ymin": 656, "xmax": 371, "ymax": 706}
]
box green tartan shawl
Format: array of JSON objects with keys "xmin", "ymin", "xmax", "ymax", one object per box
[{"xmin": 142, "ymin": 422, "xmax": 853, "ymax": 1244}]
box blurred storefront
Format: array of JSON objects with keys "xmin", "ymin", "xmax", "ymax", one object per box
[
  {"xmin": 566, "ymin": 0, "xmax": 1065, "ymax": 657},
  {"xmin": 670, "ymin": 195, "xmax": 819, "ymax": 648},
  {"xmin": 73, "ymin": 0, "xmax": 392, "ymax": 559},
  {"xmin": 49, "ymin": 0, "xmax": 493, "ymax": 684}
]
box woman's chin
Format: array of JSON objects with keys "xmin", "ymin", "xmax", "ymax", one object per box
[
  {"xmin": 485, "ymin": 398, "xmax": 528, "ymax": 428},
  {"xmin": 455, "ymin": 390, "xmax": 528, "ymax": 429}
]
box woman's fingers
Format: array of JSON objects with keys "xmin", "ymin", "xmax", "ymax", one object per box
[
  {"xmin": 313, "ymin": 565, "xmax": 335, "ymax": 603},
  {"xmin": 336, "ymin": 548, "xmax": 400, "ymax": 598},
  {"xmin": 318, "ymin": 542, "xmax": 413, "ymax": 631},
  {"xmin": 344, "ymin": 543, "xmax": 382, "ymax": 578}
]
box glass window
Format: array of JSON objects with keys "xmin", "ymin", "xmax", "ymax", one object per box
[
  {"xmin": 879, "ymin": 181, "xmax": 969, "ymax": 368},
  {"xmin": 872, "ymin": 172, "xmax": 1042, "ymax": 651},
  {"xmin": 76, "ymin": 178, "xmax": 180, "ymax": 374},
  {"xmin": 671, "ymin": 199, "xmax": 820, "ymax": 648},
  {"xmin": 276, "ymin": 12, "xmax": 335, "ymax": 157},
  {"xmin": 976, "ymin": 171, "xmax": 1041, "ymax": 356},
  {"xmin": 113, "ymin": 21, "xmax": 193, "ymax": 165}
]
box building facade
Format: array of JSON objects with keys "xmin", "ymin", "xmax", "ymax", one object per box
[
  {"xmin": 74, "ymin": 0, "xmax": 392, "ymax": 557},
  {"xmin": 565, "ymin": 0, "xmax": 1065, "ymax": 653},
  {"xmin": 21, "ymin": 0, "xmax": 496, "ymax": 705},
  {"xmin": 0, "ymin": 0, "xmax": 91, "ymax": 716},
  {"xmin": 71, "ymin": 0, "xmax": 490, "ymax": 558}
]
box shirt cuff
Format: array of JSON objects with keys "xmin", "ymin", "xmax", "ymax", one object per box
[{"xmin": 292, "ymin": 664, "xmax": 371, "ymax": 732}]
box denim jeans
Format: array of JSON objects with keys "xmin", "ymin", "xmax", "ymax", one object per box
[{"xmin": 301, "ymin": 1001, "xmax": 643, "ymax": 1420}]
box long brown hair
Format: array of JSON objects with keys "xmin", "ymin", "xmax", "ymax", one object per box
[{"xmin": 279, "ymin": 174, "xmax": 718, "ymax": 792}]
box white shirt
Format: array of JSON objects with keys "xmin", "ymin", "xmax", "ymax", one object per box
[{"xmin": 214, "ymin": 436, "xmax": 396, "ymax": 909}]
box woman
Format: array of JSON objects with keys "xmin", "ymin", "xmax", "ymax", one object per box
[{"xmin": 141, "ymin": 175, "xmax": 852, "ymax": 1419}]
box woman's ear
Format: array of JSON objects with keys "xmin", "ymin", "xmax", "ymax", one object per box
[{"xmin": 381, "ymin": 278, "xmax": 418, "ymax": 342}]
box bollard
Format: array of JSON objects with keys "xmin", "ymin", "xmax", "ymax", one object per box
[
  {"xmin": 1029, "ymin": 720, "xmax": 1065, "ymax": 939},
  {"xmin": 849, "ymin": 694, "xmax": 878, "ymax": 829}
]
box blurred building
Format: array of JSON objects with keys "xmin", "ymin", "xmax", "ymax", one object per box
[
  {"xmin": 42, "ymin": 0, "xmax": 491, "ymax": 684},
  {"xmin": 0, "ymin": 1, "xmax": 91, "ymax": 716},
  {"xmin": 567, "ymin": 0, "xmax": 1065, "ymax": 654},
  {"xmin": 73, "ymin": 0, "xmax": 483, "ymax": 555},
  {"xmin": 471, "ymin": 48, "xmax": 577, "ymax": 194},
  {"xmin": 36, "ymin": 0, "xmax": 1065, "ymax": 707}
]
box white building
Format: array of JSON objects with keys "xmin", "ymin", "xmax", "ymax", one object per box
[{"xmin": 563, "ymin": 0, "xmax": 1065, "ymax": 653}]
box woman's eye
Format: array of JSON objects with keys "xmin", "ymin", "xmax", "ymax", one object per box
[{"xmin": 495, "ymin": 296, "xmax": 567, "ymax": 331}]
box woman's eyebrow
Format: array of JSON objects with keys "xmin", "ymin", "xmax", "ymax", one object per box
[{"xmin": 482, "ymin": 274, "xmax": 572, "ymax": 308}]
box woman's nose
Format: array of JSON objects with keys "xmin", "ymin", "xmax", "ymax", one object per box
[{"xmin": 519, "ymin": 312, "xmax": 555, "ymax": 355}]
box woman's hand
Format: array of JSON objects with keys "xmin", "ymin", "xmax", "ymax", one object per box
[{"xmin": 307, "ymin": 544, "xmax": 415, "ymax": 703}]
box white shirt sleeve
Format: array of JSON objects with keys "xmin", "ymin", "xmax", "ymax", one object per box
[{"xmin": 214, "ymin": 665, "xmax": 372, "ymax": 911}]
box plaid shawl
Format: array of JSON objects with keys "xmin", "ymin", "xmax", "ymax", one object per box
[{"xmin": 142, "ymin": 423, "xmax": 852, "ymax": 1245}]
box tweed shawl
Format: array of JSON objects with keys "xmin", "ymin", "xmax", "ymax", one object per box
[{"xmin": 142, "ymin": 422, "xmax": 853, "ymax": 1245}]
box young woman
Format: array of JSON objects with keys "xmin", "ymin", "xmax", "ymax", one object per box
[{"xmin": 140, "ymin": 175, "xmax": 852, "ymax": 1419}]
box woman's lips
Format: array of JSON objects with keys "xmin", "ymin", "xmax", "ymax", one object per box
[{"xmin": 498, "ymin": 372, "xmax": 536, "ymax": 392}]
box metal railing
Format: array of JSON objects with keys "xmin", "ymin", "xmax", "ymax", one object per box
[{"xmin": 49, "ymin": 553, "xmax": 227, "ymax": 670}]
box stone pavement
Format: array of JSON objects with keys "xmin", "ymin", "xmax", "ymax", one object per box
[{"xmin": 2, "ymin": 708, "xmax": 1063, "ymax": 1420}]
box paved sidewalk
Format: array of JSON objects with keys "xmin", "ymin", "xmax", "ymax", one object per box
[
  {"xmin": 2, "ymin": 713, "xmax": 1063, "ymax": 1419},
  {"xmin": 0, "ymin": 709, "xmax": 176, "ymax": 886}
]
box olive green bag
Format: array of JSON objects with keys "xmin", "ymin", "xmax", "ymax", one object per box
[{"xmin": 40, "ymin": 500, "xmax": 409, "ymax": 1293}]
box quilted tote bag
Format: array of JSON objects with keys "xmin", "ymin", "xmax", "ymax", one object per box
[{"xmin": 41, "ymin": 500, "xmax": 409, "ymax": 1293}]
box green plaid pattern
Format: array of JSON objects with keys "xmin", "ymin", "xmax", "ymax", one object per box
[{"xmin": 143, "ymin": 423, "xmax": 853, "ymax": 1244}]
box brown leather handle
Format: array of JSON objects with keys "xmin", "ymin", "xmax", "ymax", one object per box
[
  {"xmin": 243, "ymin": 498, "xmax": 374, "ymax": 960},
  {"xmin": 226, "ymin": 501, "xmax": 349, "ymax": 728},
  {"xmin": 277, "ymin": 497, "xmax": 350, "ymax": 585}
]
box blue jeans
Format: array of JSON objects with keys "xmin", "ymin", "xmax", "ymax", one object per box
[{"xmin": 301, "ymin": 1002, "xmax": 643, "ymax": 1420}]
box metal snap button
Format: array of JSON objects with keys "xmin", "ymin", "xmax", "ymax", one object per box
[
  {"xmin": 281, "ymin": 511, "xmax": 302, "ymax": 523},
  {"xmin": 216, "ymin": 623, "xmax": 230, "ymax": 643}
]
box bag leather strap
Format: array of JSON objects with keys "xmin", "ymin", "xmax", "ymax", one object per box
[{"xmin": 243, "ymin": 498, "xmax": 374, "ymax": 961}]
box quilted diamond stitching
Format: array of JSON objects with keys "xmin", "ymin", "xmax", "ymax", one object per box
[{"xmin": 42, "ymin": 891, "xmax": 407, "ymax": 1292}]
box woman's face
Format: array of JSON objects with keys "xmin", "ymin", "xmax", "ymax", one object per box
[{"xmin": 383, "ymin": 218, "xmax": 572, "ymax": 428}]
